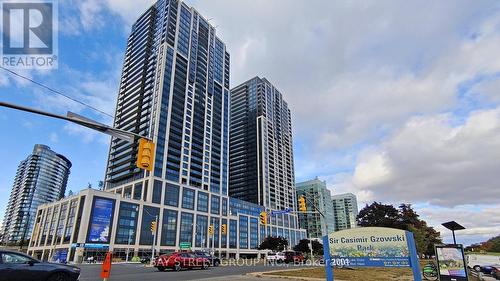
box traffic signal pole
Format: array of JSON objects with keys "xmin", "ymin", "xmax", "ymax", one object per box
[{"xmin": 0, "ymin": 101, "xmax": 151, "ymax": 142}]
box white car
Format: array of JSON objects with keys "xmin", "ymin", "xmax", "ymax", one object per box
[
  {"xmin": 467, "ymin": 254, "xmax": 500, "ymax": 271},
  {"xmin": 266, "ymin": 252, "xmax": 286, "ymax": 263}
]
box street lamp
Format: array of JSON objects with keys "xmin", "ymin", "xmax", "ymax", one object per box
[{"xmin": 442, "ymin": 221, "xmax": 466, "ymax": 245}]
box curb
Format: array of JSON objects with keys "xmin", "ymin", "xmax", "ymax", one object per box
[{"xmin": 247, "ymin": 269, "xmax": 346, "ymax": 281}]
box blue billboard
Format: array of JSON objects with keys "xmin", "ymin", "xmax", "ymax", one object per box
[{"xmin": 87, "ymin": 197, "xmax": 115, "ymax": 243}]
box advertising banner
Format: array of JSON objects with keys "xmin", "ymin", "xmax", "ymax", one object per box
[
  {"xmin": 328, "ymin": 227, "xmax": 411, "ymax": 267},
  {"xmin": 87, "ymin": 197, "xmax": 115, "ymax": 243},
  {"xmin": 436, "ymin": 245, "xmax": 468, "ymax": 281}
]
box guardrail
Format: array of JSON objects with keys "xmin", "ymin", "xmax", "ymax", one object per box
[{"xmin": 469, "ymin": 267, "xmax": 485, "ymax": 281}]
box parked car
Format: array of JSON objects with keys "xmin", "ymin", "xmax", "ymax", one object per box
[
  {"xmin": 284, "ymin": 251, "xmax": 305, "ymax": 264},
  {"xmin": 0, "ymin": 249, "xmax": 80, "ymax": 281},
  {"xmin": 194, "ymin": 251, "xmax": 221, "ymax": 266},
  {"xmin": 266, "ymin": 252, "xmax": 286, "ymax": 263},
  {"xmin": 467, "ymin": 254, "xmax": 500, "ymax": 272},
  {"xmin": 491, "ymin": 266, "xmax": 500, "ymax": 280},
  {"xmin": 154, "ymin": 252, "xmax": 209, "ymax": 271}
]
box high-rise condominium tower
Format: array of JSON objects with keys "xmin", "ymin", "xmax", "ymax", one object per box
[
  {"xmin": 2, "ymin": 144, "xmax": 71, "ymax": 244},
  {"xmin": 296, "ymin": 178, "xmax": 335, "ymax": 238},
  {"xmin": 105, "ymin": 0, "xmax": 230, "ymax": 195},
  {"xmin": 229, "ymin": 77, "xmax": 295, "ymax": 211},
  {"xmin": 331, "ymin": 193, "xmax": 359, "ymax": 231}
]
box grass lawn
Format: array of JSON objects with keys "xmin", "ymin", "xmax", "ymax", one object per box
[{"xmin": 264, "ymin": 267, "xmax": 414, "ymax": 281}]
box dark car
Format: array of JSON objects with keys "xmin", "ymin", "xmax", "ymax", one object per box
[
  {"xmin": 284, "ymin": 251, "xmax": 305, "ymax": 264},
  {"xmin": 154, "ymin": 252, "xmax": 209, "ymax": 271},
  {"xmin": 0, "ymin": 250, "xmax": 80, "ymax": 281},
  {"xmin": 194, "ymin": 251, "xmax": 221, "ymax": 266},
  {"xmin": 491, "ymin": 265, "xmax": 500, "ymax": 280},
  {"xmin": 140, "ymin": 257, "xmax": 151, "ymax": 264}
]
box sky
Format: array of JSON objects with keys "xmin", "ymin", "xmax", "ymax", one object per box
[{"xmin": 1, "ymin": 0, "xmax": 500, "ymax": 246}]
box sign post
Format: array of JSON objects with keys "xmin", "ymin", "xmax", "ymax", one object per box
[
  {"xmin": 100, "ymin": 252, "xmax": 112, "ymax": 281},
  {"xmin": 324, "ymin": 227, "xmax": 422, "ymax": 281}
]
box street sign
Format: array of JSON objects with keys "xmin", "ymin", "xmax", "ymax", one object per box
[
  {"xmin": 180, "ymin": 242, "xmax": 191, "ymax": 249},
  {"xmin": 271, "ymin": 208, "xmax": 292, "ymax": 215}
]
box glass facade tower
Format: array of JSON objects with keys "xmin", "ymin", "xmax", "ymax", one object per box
[
  {"xmin": 1, "ymin": 144, "xmax": 71, "ymax": 244},
  {"xmin": 229, "ymin": 77, "xmax": 296, "ymax": 211},
  {"xmin": 296, "ymin": 178, "xmax": 335, "ymax": 238},
  {"xmin": 105, "ymin": 0, "xmax": 230, "ymax": 195},
  {"xmin": 331, "ymin": 193, "xmax": 359, "ymax": 231}
]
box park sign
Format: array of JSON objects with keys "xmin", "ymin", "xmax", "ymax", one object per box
[{"xmin": 322, "ymin": 227, "xmax": 422, "ymax": 281}]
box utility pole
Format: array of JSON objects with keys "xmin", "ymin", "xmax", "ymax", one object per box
[{"xmin": 125, "ymin": 229, "xmax": 133, "ymax": 262}]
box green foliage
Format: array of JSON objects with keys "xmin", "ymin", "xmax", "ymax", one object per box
[
  {"xmin": 357, "ymin": 202, "xmax": 442, "ymax": 256},
  {"xmin": 293, "ymin": 239, "xmax": 324, "ymax": 256},
  {"xmin": 258, "ymin": 236, "xmax": 289, "ymax": 251},
  {"xmin": 476, "ymin": 235, "xmax": 500, "ymax": 253},
  {"xmin": 131, "ymin": 256, "xmax": 141, "ymax": 262}
]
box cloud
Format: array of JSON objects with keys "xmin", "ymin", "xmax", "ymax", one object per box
[
  {"xmin": 418, "ymin": 204, "xmax": 500, "ymax": 244},
  {"xmin": 63, "ymin": 123, "xmax": 110, "ymax": 145},
  {"xmin": 338, "ymin": 107, "xmax": 500, "ymax": 207},
  {"xmin": 49, "ymin": 132, "xmax": 59, "ymax": 143}
]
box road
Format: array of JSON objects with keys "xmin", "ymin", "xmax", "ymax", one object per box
[{"xmin": 78, "ymin": 262, "xmax": 315, "ymax": 281}]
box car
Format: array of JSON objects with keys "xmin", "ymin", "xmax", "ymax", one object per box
[
  {"xmin": 154, "ymin": 252, "xmax": 209, "ymax": 271},
  {"xmin": 140, "ymin": 257, "xmax": 151, "ymax": 264},
  {"xmin": 491, "ymin": 265, "xmax": 500, "ymax": 280},
  {"xmin": 194, "ymin": 251, "xmax": 221, "ymax": 266},
  {"xmin": 284, "ymin": 251, "xmax": 305, "ymax": 264},
  {"xmin": 266, "ymin": 252, "xmax": 286, "ymax": 263},
  {"xmin": 0, "ymin": 249, "xmax": 80, "ymax": 281}
]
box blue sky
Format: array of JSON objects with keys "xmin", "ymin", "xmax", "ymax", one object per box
[{"xmin": 1, "ymin": 0, "xmax": 500, "ymax": 245}]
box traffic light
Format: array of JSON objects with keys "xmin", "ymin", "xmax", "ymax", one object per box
[
  {"xmin": 208, "ymin": 225, "xmax": 214, "ymax": 235},
  {"xmin": 151, "ymin": 221, "xmax": 157, "ymax": 233},
  {"xmin": 298, "ymin": 196, "xmax": 307, "ymax": 213},
  {"xmin": 136, "ymin": 138, "xmax": 155, "ymax": 171},
  {"xmin": 260, "ymin": 211, "xmax": 267, "ymax": 225},
  {"xmin": 221, "ymin": 224, "xmax": 227, "ymax": 235}
]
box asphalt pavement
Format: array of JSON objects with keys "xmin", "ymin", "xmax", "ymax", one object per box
[{"xmin": 78, "ymin": 262, "xmax": 316, "ymax": 281}]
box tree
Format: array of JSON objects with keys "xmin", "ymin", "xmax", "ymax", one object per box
[
  {"xmin": 357, "ymin": 202, "xmax": 442, "ymax": 256},
  {"xmin": 357, "ymin": 202, "xmax": 401, "ymax": 229},
  {"xmin": 293, "ymin": 239, "xmax": 310, "ymax": 253},
  {"xmin": 258, "ymin": 236, "xmax": 288, "ymax": 251},
  {"xmin": 311, "ymin": 240, "xmax": 323, "ymax": 255}
]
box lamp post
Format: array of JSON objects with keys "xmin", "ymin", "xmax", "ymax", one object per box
[
  {"xmin": 125, "ymin": 229, "xmax": 134, "ymax": 262},
  {"xmin": 442, "ymin": 221, "xmax": 465, "ymax": 245}
]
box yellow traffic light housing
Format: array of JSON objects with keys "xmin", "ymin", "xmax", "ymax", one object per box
[
  {"xmin": 136, "ymin": 138, "xmax": 155, "ymax": 171},
  {"xmin": 298, "ymin": 196, "xmax": 307, "ymax": 213},
  {"xmin": 260, "ymin": 211, "xmax": 267, "ymax": 225},
  {"xmin": 208, "ymin": 225, "xmax": 214, "ymax": 235},
  {"xmin": 221, "ymin": 224, "xmax": 227, "ymax": 235},
  {"xmin": 151, "ymin": 221, "xmax": 157, "ymax": 233}
]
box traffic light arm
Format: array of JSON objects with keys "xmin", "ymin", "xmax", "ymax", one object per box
[{"xmin": 0, "ymin": 101, "xmax": 151, "ymax": 142}]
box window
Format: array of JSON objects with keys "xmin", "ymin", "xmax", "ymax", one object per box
[
  {"xmin": 179, "ymin": 212, "xmax": 194, "ymax": 244},
  {"xmin": 250, "ymin": 218, "xmax": 259, "ymax": 249},
  {"xmin": 239, "ymin": 216, "xmax": 248, "ymax": 249},
  {"xmin": 139, "ymin": 206, "xmax": 159, "ymax": 245},
  {"xmin": 182, "ymin": 188, "xmax": 195, "ymax": 210},
  {"xmin": 115, "ymin": 202, "xmax": 139, "ymax": 244},
  {"xmin": 222, "ymin": 198, "xmax": 228, "ymax": 216},
  {"xmin": 161, "ymin": 210, "xmax": 177, "ymax": 246},
  {"xmin": 164, "ymin": 183, "xmax": 179, "ymax": 207},
  {"xmin": 133, "ymin": 183, "xmax": 142, "ymax": 200},
  {"xmin": 229, "ymin": 219, "xmax": 237, "ymax": 249},
  {"xmin": 195, "ymin": 215, "xmax": 208, "ymax": 247},
  {"xmin": 210, "ymin": 195, "xmax": 220, "ymax": 215},
  {"xmin": 152, "ymin": 180, "xmax": 162, "ymax": 204},
  {"xmin": 197, "ymin": 192, "xmax": 208, "ymax": 212},
  {"xmin": 1, "ymin": 253, "xmax": 32, "ymax": 264}
]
